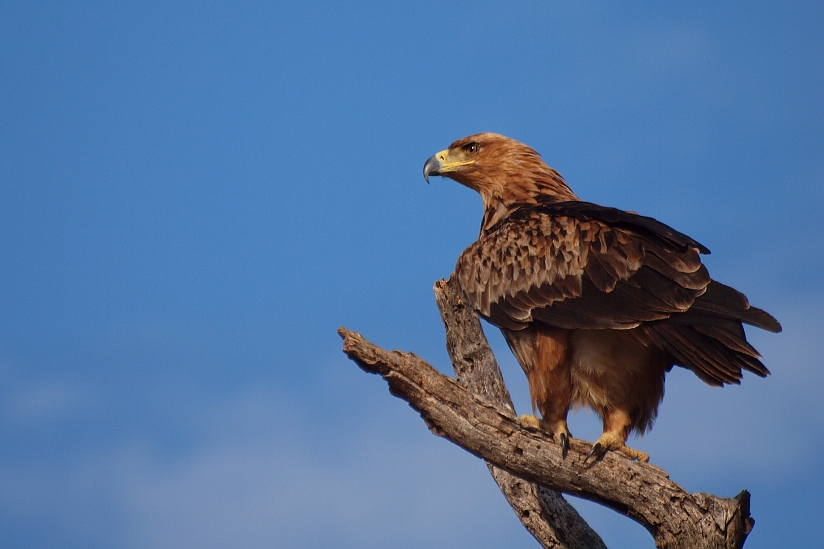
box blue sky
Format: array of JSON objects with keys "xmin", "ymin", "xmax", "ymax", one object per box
[{"xmin": 1, "ymin": 2, "xmax": 822, "ymax": 548}]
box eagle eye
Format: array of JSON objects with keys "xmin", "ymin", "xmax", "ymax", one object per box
[{"xmin": 464, "ymin": 142, "xmax": 480, "ymax": 156}]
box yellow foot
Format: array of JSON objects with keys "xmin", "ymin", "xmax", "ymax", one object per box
[
  {"xmin": 587, "ymin": 432, "xmax": 649, "ymax": 463},
  {"xmin": 518, "ymin": 414, "xmax": 541, "ymax": 430}
]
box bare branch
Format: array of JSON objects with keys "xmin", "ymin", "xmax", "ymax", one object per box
[
  {"xmin": 433, "ymin": 277, "xmax": 606, "ymax": 549},
  {"xmin": 339, "ymin": 317, "xmax": 753, "ymax": 549}
]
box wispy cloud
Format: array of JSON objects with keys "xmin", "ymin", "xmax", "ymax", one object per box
[{"xmin": 6, "ymin": 380, "xmax": 92, "ymax": 423}]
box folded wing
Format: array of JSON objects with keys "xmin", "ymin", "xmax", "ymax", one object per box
[{"xmin": 455, "ymin": 201, "xmax": 781, "ymax": 386}]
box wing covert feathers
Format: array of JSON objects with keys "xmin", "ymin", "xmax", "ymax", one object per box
[{"xmin": 455, "ymin": 205, "xmax": 710, "ymax": 329}]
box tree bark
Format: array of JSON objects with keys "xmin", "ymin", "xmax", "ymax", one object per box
[{"xmin": 339, "ymin": 276, "xmax": 753, "ymax": 549}]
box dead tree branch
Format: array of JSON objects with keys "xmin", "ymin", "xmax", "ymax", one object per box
[{"xmin": 339, "ymin": 276, "xmax": 753, "ymax": 549}]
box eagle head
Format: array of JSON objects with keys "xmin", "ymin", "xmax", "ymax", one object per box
[{"xmin": 423, "ymin": 133, "xmax": 577, "ymax": 204}]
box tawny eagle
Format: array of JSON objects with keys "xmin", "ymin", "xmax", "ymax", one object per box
[{"xmin": 423, "ymin": 133, "xmax": 781, "ymax": 461}]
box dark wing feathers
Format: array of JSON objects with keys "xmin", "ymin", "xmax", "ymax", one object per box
[
  {"xmin": 692, "ymin": 325, "xmax": 761, "ymax": 358},
  {"xmin": 687, "ymin": 281, "xmax": 782, "ymax": 332},
  {"xmin": 531, "ymin": 278, "xmax": 663, "ymax": 329},
  {"xmin": 646, "ymin": 323, "xmax": 771, "ymax": 385},
  {"xmin": 626, "ymin": 267, "xmax": 701, "ymax": 311},
  {"xmin": 646, "ymin": 326, "xmax": 739, "ymax": 386},
  {"xmin": 643, "ymin": 251, "xmax": 709, "ymax": 290},
  {"xmin": 455, "ymin": 201, "xmax": 780, "ymax": 387},
  {"xmin": 488, "ymin": 301, "xmax": 527, "ymax": 330}
]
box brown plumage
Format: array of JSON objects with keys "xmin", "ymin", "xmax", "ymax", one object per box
[{"xmin": 423, "ymin": 133, "xmax": 781, "ymax": 461}]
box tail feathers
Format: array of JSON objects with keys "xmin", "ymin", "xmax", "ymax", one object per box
[{"xmin": 647, "ymin": 322, "xmax": 771, "ymax": 387}]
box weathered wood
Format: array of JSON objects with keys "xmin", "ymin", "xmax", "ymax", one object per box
[
  {"xmin": 339, "ymin": 318, "xmax": 753, "ymax": 549},
  {"xmin": 433, "ymin": 277, "xmax": 607, "ymax": 549}
]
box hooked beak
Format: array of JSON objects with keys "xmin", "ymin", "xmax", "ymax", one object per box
[{"xmin": 423, "ymin": 152, "xmax": 446, "ymax": 183}]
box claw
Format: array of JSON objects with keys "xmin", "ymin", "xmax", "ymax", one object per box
[
  {"xmin": 560, "ymin": 432, "xmax": 569, "ymax": 459},
  {"xmin": 586, "ymin": 442, "xmax": 604, "ymax": 462}
]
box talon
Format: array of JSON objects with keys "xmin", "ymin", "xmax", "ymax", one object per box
[
  {"xmin": 586, "ymin": 442, "xmax": 604, "ymax": 462},
  {"xmin": 540, "ymin": 418, "xmax": 571, "ymax": 459}
]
